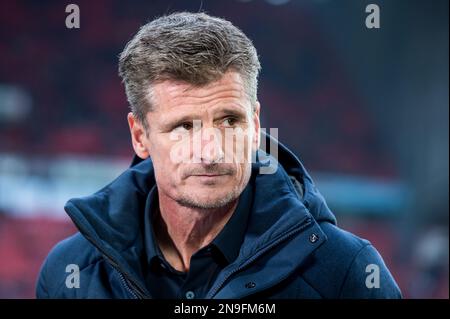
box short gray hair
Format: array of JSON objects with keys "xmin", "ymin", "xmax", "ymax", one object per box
[{"xmin": 118, "ymin": 12, "xmax": 261, "ymax": 127}]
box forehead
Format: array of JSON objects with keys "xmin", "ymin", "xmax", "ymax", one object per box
[{"xmin": 148, "ymin": 71, "xmax": 249, "ymax": 114}]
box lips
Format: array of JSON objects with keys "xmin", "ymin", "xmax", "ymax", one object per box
[
  {"xmin": 182, "ymin": 166, "xmax": 235, "ymax": 179},
  {"xmin": 188, "ymin": 174, "xmax": 229, "ymax": 184},
  {"xmin": 191, "ymin": 174, "xmax": 226, "ymax": 177}
]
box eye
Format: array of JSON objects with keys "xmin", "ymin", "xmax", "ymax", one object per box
[
  {"xmin": 173, "ymin": 122, "xmax": 193, "ymax": 132},
  {"xmin": 181, "ymin": 122, "xmax": 193, "ymax": 130},
  {"xmin": 222, "ymin": 117, "xmax": 237, "ymax": 127},
  {"xmin": 172, "ymin": 122, "xmax": 193, "ymax": 133}
]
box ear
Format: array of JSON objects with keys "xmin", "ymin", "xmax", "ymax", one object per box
[
  {"xmin": 127, "ymin": 112, "xmax": 150, "ymax": 159},
  {"xmin": 252, "ymin": 101, "xmax": 261, "ymax": 151}
]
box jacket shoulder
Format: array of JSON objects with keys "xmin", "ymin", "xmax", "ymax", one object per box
[
  {"xmin": 36, "ymin": 232, "xmax": 102, "ymax": 298},
  {"xmin": 301, "ymin": 222, "xmax": 402, "ymax": 298}
]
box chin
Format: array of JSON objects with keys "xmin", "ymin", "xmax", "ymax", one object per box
[{"xmin": 177, "ymin": 189, "xmax": 238, "ymax": 209}]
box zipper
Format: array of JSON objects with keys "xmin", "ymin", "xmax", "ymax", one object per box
[
  {"xmin": 206, "ymin": 216, "xmax": 313, "ymax": 298},
  {"xmin": 67, "ymin": 210, "xmax": 150, "ymax": 299},
  {"xmin": 106, "ymin": 256, "xmax": 148, "ymax": 299},
  {"xmin": 116, "ymin": 269, "xmax": 140, "ymax": 299}
]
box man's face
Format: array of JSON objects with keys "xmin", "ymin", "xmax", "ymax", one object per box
[{"xmin": 128, "ymin": 71, "xmax": 260, "ymax": 209}]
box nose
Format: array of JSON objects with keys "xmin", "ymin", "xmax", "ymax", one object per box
[{"xmin": 193, "ymin": 126, "xmax": 224, "ymax": 164}]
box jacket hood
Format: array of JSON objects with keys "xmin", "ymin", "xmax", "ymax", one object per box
[{"xmin": 64, "ymin": 132, "xmax": 336, "ymax": 297}]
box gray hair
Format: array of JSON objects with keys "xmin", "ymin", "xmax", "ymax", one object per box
[{"xmin": 118, "ymin": 11, "xmax": 261, "ymax": 128}]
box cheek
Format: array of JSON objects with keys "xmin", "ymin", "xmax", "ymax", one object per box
[
  {"xmin": 153, "ymin": 160, "xmax": 182, "ymax": 194},
  {"xmin": 149, "ymin": 140, "xmax": 181, "ymax": 183},
  {"xmin": 223, "ymin": 130, "xmax": 253, "ymax": 163},
  {"xmin": 236, "ymin": 162, "xmax": 251, "ymax": 185},
  {"xmin": 149, "ymin": 133, "xmax": 178, "ymax": 164}
]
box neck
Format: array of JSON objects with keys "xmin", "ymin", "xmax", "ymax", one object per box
[{"xmin": 154, "ymin": 192, "xmax": 238, "ymax": 272}]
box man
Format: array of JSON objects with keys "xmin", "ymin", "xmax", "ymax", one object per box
[{"xmin": 36, "ymin": 12, "xmax": 401, "ymax": 299}]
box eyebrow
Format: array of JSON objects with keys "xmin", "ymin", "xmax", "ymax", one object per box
[
  {"xmin": 161, "ymin": 107, "xmax": 248, "ymax": 129},
  {"xmin": 215, "ymin": 107, "xmax": 248, "ymax": 119},
  {"xmin": 161, "ymin": 114, "xmax": 197, "ymax": 130}
]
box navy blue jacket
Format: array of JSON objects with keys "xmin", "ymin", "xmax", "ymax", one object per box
[{"xmin": 36, "ymin": 136, "xmax": 402, "ymax": 299}]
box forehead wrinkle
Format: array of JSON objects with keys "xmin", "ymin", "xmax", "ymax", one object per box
[
  {"xmin": 151, "ymin": 72, "xmax": 247, "ymax": 111},
  {"xmin": 168, "ymin": 83, "xmax": 244, "ymax": 106}
]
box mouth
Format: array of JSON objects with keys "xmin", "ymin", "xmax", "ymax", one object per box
[
  {"xmin": 191, "ymin": 174, "xmax": 227, "ymax": 177},
  {"xmin": 190, "ymin": 174, "xmax": 228, "ymax": 179},
  {"xmin": 188, "ymin": 174, "xmax": 229, "ymax": 184}
]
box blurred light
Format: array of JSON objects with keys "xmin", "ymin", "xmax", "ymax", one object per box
[
  {"xmin": 314, "ymin": 172, "xmax": 411, "ymax": 216},
  {"xmin": 0, "ymin": 84, "xmax": 32, "ymax": 123},
  {"xmin": 0, "ymin": 154, "xmax": 128, "ymax": 218},
  {"xmin": 265, "ymin": 0, "xmax": 291, "ymax": 5}
]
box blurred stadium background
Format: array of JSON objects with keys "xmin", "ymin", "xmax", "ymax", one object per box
[{"xmin": 0, "ymin": 0, "xmax": 448, "ymax": 298}]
